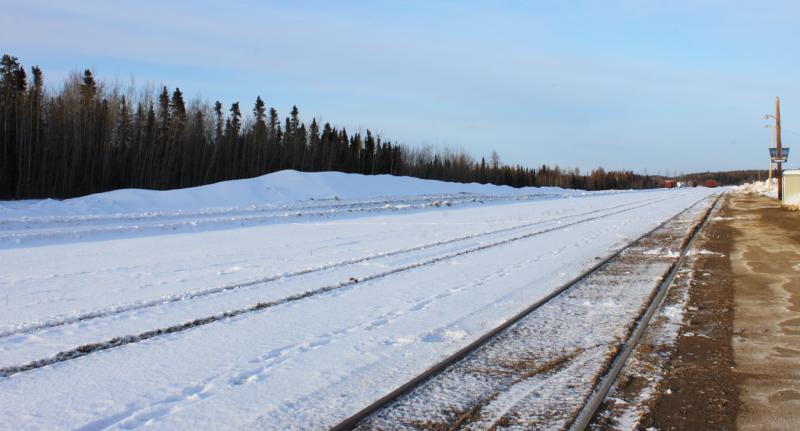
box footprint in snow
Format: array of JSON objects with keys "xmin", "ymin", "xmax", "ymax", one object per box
[{"xmin": 422, "ymin": 329, "xmax": 468, "ymax": 343}]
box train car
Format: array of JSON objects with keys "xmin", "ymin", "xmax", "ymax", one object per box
[
  {"xmin": 704, "ymin": 179, "xmax": 717, "ymax": 187},
  {"xmin": 664, "ymin": 180, "xmax": 676, "ymax": 188}
]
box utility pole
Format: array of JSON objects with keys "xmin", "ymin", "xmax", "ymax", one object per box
[
  {"xmin": 768, "ymin": 124, "xmax": 775, "ymax": 192},
  {"xmin": 776, "ymin": 97, "xmax": 783, "ymax": 200}
]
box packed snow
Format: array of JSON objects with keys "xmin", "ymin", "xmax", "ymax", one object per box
[{"xmin": 0, "ymin": 171, "xmax": 719, "ymax": 430}]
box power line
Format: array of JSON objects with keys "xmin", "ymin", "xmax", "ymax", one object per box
[{"xmin": 780, "ymin": 127, "xmax": 800, "ymax": 137}]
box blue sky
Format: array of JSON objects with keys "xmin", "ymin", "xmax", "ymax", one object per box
[{"xmin": 3, "ymin": 0, "xmax": 800, "ymax": 173}]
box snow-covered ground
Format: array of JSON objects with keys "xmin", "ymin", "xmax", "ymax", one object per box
[
  {"xmin": 0, "ymin": 170, "xmax": 584, "ymax": 249},
  {"xmin": 0, "ymin": 171, "xmax": 719, "ymax": 430}
]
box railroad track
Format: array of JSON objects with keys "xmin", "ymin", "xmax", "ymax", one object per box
[
  {"xmin": 330, "ymin": 192, "xmax": 723, "ymax": 431},
  {"xmin": 0, "ymin": 195, "xmax": 660, "ymax": 340},
  {"xmin": 0, "ymin": 190, "xmax": 635, "ymax": 233},
  {"xmin": 567, "ymin": 192, "xmax": 724, "ymax": 431},
  {"xmin": 0, "ymin": 196, "xmax": 668, "ymax": 378},
  {"xmin": 0, "ymin": 191, "xmax": 584, "ymax": 244}
]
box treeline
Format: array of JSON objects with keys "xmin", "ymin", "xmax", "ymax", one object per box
[
  {"xmin": 673, "ymin": 170, "xmax": 769, "ymax": 186},
  {"xmin": 1, "ymin": 54, "xmax": 663, "ymax": 200}
]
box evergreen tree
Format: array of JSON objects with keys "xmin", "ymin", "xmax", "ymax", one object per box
[
  {"xmin": 157, "ymin": 86, "xmax": 170, "ymax": 143},
  {"xmin": 171, "ymin": 88, "xmax": 186, "ymax": 122},
  {"xmin": 213, "ymin": 100, "xmax": 223, "ymax": 144},
  {"xmin": 81, "ymin": 69, "xmax": 96, "ymax": 101},
  {"xmin": 228, "ymin": 102, "xmax": 241, "ymax": 136},
  {"xmin": 253, "ymin": 96, "xmax": 266, "ymax": 123}
]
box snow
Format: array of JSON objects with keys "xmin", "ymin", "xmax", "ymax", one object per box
[
  {"xmin": 0, "ymin": 170, "xmax": 573, "ymax": 218},
  {"xmin": 732, "ymin": 178, "xmax": 777, "ymax": 199},
  {"xmin": 0, "ymin": 171, "xmax": 607, "ymax": 249},
  {"xmin": 0, "ymin": 170, "xmax": 719, "ymax": 430},
  {"xmin": 687, "ymin": 248, "xmax": 725, "ymax": 257},
  {"xmin": 732, "ymin": 176, "xmax": 800, "ymax": 207}
]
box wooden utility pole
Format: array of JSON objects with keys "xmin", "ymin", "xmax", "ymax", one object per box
[
  {"xmin": 768, "ymin": 124, "xmax": 775, "ymax": 192},
  {"xmin": 776, "ymin": 97, "xmax": 783, "ymax": 200}
]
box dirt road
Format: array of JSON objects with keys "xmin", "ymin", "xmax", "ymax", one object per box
[
  {"xmin": 728, "ymin": 193, "xmax": 800, "ymax": 430},
  {"xmin": 642, "ymin": 193, "xmax": 800, "ymax": 430}
]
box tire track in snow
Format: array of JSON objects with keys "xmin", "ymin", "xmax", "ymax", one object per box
[
  {"xmin": 0, "ymin": 196, "xmax": 660, "ymax": 340},
  {"xmin": 0, "ymin": 197, "xmax": 669, "ymax": 378}
]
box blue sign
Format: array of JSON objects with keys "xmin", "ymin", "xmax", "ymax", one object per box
[{"xmin": 770, "ymin": 147, "xmax": 790, "ymax": 161}]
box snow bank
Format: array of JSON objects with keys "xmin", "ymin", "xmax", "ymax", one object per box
[
  {"xmin": 0, "ymin": 170, "xmax": 575, "ymax": 217},
  {"xmin": 783, "ymin": 194, "xmax": 800, "ymax": 211},
  {"xmin": 732, "ymin": 178, "xmax": 777, "ymax": 199}
]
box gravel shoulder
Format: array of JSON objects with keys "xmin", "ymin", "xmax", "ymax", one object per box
[
  {"xmin": 638, "ymin": 193, "xmax": 739, "ymax": 430},
  {"xmin": 597, "ymin": 192, "xmax": 800, "ymax": 431},
  {"xmin": 592, "ymin": 193, "xmax": 738, "ymax": 430}
]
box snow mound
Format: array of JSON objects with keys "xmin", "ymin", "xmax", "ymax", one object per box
[
  {"xmin": 732, "ymin": 179, "xmax": 777, "ymax": 199},
  {"xmin": 0, "ymin": 170, "xmax": 574, "ymax": 218}
]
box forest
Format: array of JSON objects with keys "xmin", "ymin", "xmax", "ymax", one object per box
[{"xmin": 0, "ymin": 54, "xmax": 751, "ymax": 200}]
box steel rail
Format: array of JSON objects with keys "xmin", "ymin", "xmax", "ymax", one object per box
[
  {"xmin": 330, "ymin": 192, "xmax": 721, "ymax": 431},
  {"xmin": 567, "ymin": 192, "xmax": 724, "ymax": 431}
]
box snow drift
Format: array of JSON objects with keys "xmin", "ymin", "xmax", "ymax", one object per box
[{"xmin": 0, "ymin": 170, "xmax": 577, "ymax": 218}]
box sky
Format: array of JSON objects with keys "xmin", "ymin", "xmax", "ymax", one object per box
[{"xmin": 3, "ymin": 0, "xmax": 800, "ymax": 174}]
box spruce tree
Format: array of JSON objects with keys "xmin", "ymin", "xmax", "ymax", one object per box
[
  {"xmin": 229, "ymin": 102, "xmax": 241, "ymax": 136},
  {"xmin": 253, "ymin": 96, "xmax": 266, "ymax": 123},
  {"xmin": 213, "ymin": 101, "xmax": 223, "ymax": 144},
  {"xmin": 171, "ymin": 88, "xmax": 186, "ymax": 122},
  {"xmin": 157, "ymin": 86, "xmax": 171, "ymax": 144}
]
